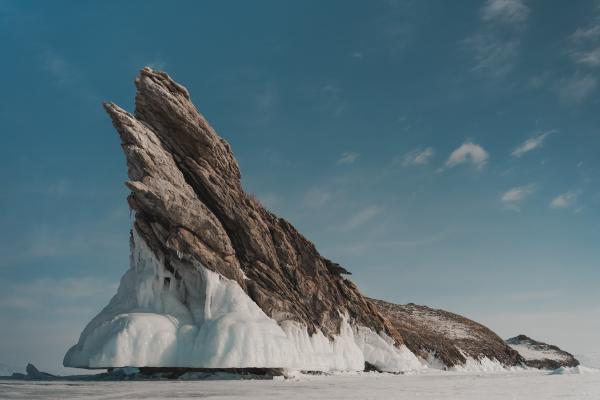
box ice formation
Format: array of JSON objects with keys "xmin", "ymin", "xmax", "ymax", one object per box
[
  {"xmin": 64, "ymin": 68, "xmax": 576, "ymax": 374},
  {"xmin": 64, "ymin": 229, "xmax": 423, "ymax": 372}
]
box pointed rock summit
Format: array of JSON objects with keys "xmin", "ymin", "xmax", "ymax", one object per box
[{"xmin": 64, "ymin": 68, "xmax": 570, "ymax": 372}]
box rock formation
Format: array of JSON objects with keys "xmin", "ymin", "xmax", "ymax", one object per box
[
  {"xmin": 371, "ymin": 300, "xmax": 523, "ymax": 368},
  {"xmin": 63, "ymin": 68, "xmax": 570, "ymax": 373},
  {"xmin": 506, "ymin": 335, "xmax": 579, "ymax": 369}
]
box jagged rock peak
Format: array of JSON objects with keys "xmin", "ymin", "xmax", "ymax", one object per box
[
  {"xmin": 65, "ymin": 67, "xmax": 553, "ymax": 372},
  {"xmin": 105, "ymin": 67, "xmax": 398, "ymax": 340}
]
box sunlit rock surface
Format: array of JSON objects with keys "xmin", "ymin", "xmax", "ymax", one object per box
[{"xmin": 64, "ymin": 68, "xmax": 569, "ymax": 372}]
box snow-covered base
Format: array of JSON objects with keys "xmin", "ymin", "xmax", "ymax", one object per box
[
  {"xmin": 449, "ymin": 357, "xmax": 504, "ymax": 373},
  {"xmin": 64, "ymin": 228, "xmax": 422, "ymax": 373},
  {"xmin": 550, "ymin": 365, "xmax": 599, "ymax": 375},
  {"xmin": 3, "ymin": 369, "xmax": 600, "ymax": 400}
]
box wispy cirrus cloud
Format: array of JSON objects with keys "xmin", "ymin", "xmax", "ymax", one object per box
[
  {"xmin": 464, "ymin": 0, "xmax": 529, "ymax": 78},
  {"xmin": 321, "ymin": 83, "xmax": 346, "ymax": 117},
  {"xmin": 303, "ymin": 187, "xmax": 331, "ymax": 209},
  {"xmin": 501, "ymin": 184, "xmax": 535, "ymax": 211},
  {"xmin": 481, "ymin": 0, "xmax": 530, "ymax": 24},
  {"xmin": 465, "ymin": 34, "xmax": 520, "ymax": 78},
  {"xmin": 38, "ymin": 49, "xmax": 98, "ymax": 102},
  {"xmin": 511, "ymin": 130, "xmax": 555, "ymax": 157},
  {"xmin": 557, "ymin": 73, "xmax": 598, "ymax": 104},
  {"xmin": 337, "ymin": 151, "xmax": 359, "ymax": 165},
  {"xmin": 340, "ymin": 205, "xmax": 382, "ymax": 231},
  {"xmin": 445, "ymin": 142, "xmax": 489, "ymax": 170},
  {"xmin": 573, "ymin": 46, "xmax": 600, "ymax": 67},
  {"xmin": 550, "ymin": 190, "xmax": 581, "ymax": 209},
  {"xmin": 560, "ymin": 3, "xmax": 600, "ymax": 104},
  {"xmin": 568, "ymin": 7, "xmax": 600, "ymax": 67},
  {"xmin": 400, "ymin": 147, "xmax": 435, "ymax": 166}
]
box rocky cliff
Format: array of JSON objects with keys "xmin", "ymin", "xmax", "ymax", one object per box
[
  {"xmin": 506, "ymin": 335, "xmax": 579, "ymax": 369},
  {"xmin": 371, "ymin": 300, "xmax": 523, "ymax": 368},
  {"xmin": 64, "ymin": 68, "xmax": 564, "ymax": 372}
]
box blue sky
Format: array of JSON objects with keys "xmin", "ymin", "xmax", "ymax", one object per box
[{"xmin": 1, "ymin": 0, "xmax": 599, "ymax": 373}]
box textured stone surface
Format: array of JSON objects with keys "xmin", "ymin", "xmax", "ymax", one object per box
[
  {"xmin": 105, "ymin": 67, "xmax": 397, "ymax": 343},
  {"xmin": 506, "ymin": 335, "xmax": 579, "ymax": 369},
  {"xmin": 370, "ymin": 299, "xmax": 524, "ymax": 367},
  {"xmin": 102, "ymin": 67, "xmax": 571, "ymax": 369}
]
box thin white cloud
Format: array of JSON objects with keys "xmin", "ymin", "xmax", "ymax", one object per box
[
  {"xmin": 550, "ymin": 190, "xmax": 580, "ymax": 209},
  {"xmin": 563, "ymin": 5, "xmax": 600, "ymax": 104},
  {"xmin": 303, "ymin": 188, "xmax": 331, "ymax": 209},
  {"xmin": 557, "ymin": 74, "xmax": 598, "ymax": 104},
  {"xmin": 465, "ymin": 34, "xmax": 520, "ymax": 78},
  {"xmin": 569, "ymin": 8, "xmax": 600, "ymax": 64},
  {"xmin": 571, "ymin": 21, "xmax": 600, "ymax": 43},
  {"xmin": 481, "ymin": 0, "xmax": 529, "ymax": 24},
  {"xmin": 401, "ymin": 147, "xmax": 435, "ymax": 166},
  {"xmin": 41, "ymin": 50, "xmax": 73, "ymax": 83},
  {"xmin": 337, "ymin": 151, "xmax": 359, "ymax": 165},
  {"xmin": 574, "ymin": 46, "xmax": 600, "ymax": 67},
  {"xmin": 501, "ymin": 184, "xmax": 535, "ymax": 210},
  {"xmin": 527, "ymin": 72, "xmax": 550, "ymax": 89},
  {"xmin": 39, "ymin": 49, "xmax": 98, "ymax": 102},
  {"xmin": 445, "ymin": 142, "xmax": 489, "ymax": 169},
  {"xmin": 464, "ymin": 0, "xmax": 528, "ymax": 79},
  {"xmin": 511, "ymin": 130, "xmax": 555, "ymax": 157},
  {"xmin": 322, "ymin": 84, "xmax": 345, "ymax": 116},
  {"xmin": 341, "ymin": 206, "xmax": 382, "ymax": 231}
]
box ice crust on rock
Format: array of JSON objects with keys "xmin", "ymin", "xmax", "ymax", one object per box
[
  {"xmin": 65, "ymin": 68, "xmax": 567, "ymax": 374},
  {"xmin": 64, "ymin": 229, "xmax": 423, "ymax": 373}
]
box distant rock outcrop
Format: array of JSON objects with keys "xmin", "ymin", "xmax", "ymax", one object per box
[
  {"xmin": 506, "ymin": 335, "xmax": 579, "ymax": 369},
  {"xmin": 371, "ymin": 300, "xmax": 523, "ymax": 367},
  {"xmin": 62, "ymin": 68, "xmax": 566, "ymax": 373}
]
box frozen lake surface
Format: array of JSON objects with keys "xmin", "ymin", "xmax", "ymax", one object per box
[{"xmin": 1, "ymin": 369, "xmax": 599, "ymax": 400}]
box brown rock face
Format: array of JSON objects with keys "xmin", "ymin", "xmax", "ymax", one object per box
[
  {"xmin": 102, "ymin": 67, "xmax": 547, "ymax": 370},
  {"xmin": 370, "ymin": 299, "xmax": 524, "ymax": 367},
  {"xmin": 105, "ymin": 67, "xmax": 398, "ymax": 343},
  {"xmin": 506, "ymin": 335, "xmax": 579, "ymax": 369}
]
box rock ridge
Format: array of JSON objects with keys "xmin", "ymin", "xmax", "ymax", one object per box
[
  {"xmin": 105, "ymin": 67, "xmax": 398, "ymax": 341},
  {"xmin": 506, "ymin": 334, "xmax": 579, "ymax": 369},
  {"xmin": 65, "ymin": 67, "xmax": 578, "ymax": 371}
]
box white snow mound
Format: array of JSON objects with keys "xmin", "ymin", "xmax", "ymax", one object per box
[{"xmin": 64, "ymin": 228, "xmax": 423, "ymax": 373}]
